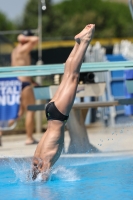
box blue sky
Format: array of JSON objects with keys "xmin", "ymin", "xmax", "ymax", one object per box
[{"xmin": 0, "ymin": 0, "xmax": 63, "ymax": 21}]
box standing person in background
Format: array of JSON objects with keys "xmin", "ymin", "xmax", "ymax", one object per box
[
  {"xmin": 0, "ymin": 30, "xmax": 39, "ymax": 146},
  {"xmin": 12, "ymin": 30, "xmax": 39, "ymax": 85},
  {"xmin": 32, "ymin": 24, "xmax": 95, "ymax": 181},
  {"xmin": 11, "ymin": 30, "xmax": 39, "ymax": 145}
]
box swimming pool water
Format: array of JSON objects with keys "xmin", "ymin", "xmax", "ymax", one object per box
[{"xmin": 0, "ymin": 155, "xmax": 133, "ymax": 200}]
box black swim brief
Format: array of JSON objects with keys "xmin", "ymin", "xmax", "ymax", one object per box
[{"xmin": 45, "ymin": 102, "xmax": 69, "ymax": 122}]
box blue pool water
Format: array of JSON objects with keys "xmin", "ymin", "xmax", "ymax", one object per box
[{"xmin": 0, "ymin": 155, "xmax": 133, "ymax": 200}]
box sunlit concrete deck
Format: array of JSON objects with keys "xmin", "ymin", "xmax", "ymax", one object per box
[{"xmin": 0, "ymin": 122, "xmax": 133, "ymax": 158}]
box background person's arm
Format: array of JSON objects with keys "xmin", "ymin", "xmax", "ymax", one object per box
[{"xmin": 17, "ymin": 34, "xmax": 38, "ymax": 54}]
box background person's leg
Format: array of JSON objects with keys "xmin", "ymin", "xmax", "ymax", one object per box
[
  {"xmin": 25, "ymin": 110, "xmax": 36, "ymax": 144},
  {"xmin": 19, "ymin": 85, "xmax": 37, "ymax": 144},
  {"xmin": 0, "ymin": 131, "xmax": 2, "ymax": 146}
]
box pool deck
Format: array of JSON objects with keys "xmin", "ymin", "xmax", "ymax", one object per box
[{"xmin": 0, "ymin": 122, "xmax": 133, "ymax": 158}]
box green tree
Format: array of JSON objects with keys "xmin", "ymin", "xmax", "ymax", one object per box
[
  {"xmin": 0, "ymin": 12, "xmax": 17, "ymax": 42},
  {"xmin": 0, "ymin": 12, "xmax": 15, "ymax": 31},
  {"xmin": 18, "ymin": 0, "xmax": 55, "ymax": 37},
  {"xmin": 18, "ymin": 0, "xmax": 133, "ymax": 39}
]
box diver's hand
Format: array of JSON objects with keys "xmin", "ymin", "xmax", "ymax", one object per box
[{"xmin": 32, "ymin": 157, "xmax": 51, "ymax": 181}]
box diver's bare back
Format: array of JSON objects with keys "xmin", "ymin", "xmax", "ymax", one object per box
[{"xmin": 11, "ymin": 45, "xmax": 31, "ymax": 82}]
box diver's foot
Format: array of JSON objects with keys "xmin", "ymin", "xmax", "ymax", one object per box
[
  {"xmin": 74, "ymin": 24, "xmax": 95, "ymax": 44},
  {"xmin": 25, "ymin": 138, "xmax": 38, "ymax": 145}
]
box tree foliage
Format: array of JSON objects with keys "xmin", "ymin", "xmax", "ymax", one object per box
[
  {"xmin": 18, "ymin": 0, "xmax": 133, "ymax": 39},
  {"xmin": 0, "ymin": 12, "xmax": 16, "ymax": 31},
  {"xmin": 0, "ymin": 12, "xmax": 17, "ymax": 42}
]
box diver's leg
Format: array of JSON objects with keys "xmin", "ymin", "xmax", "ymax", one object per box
[
  {"xmin": 51, "ymin": 24, "xmax": 95, "ymax": 102},
  {"xmin": 51, "ymin": 42, "xmax": 80, "ymax": 101},
  {"xmin": 54, "ymin": 24, "xmax": 95, "ymax": 115},
  {"xmin": 64, "ymin": 42, "xmax": 80, "ymax": 73}
]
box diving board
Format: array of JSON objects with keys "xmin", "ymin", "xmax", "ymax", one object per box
[
  {"xmin": 0, "ymin": 60, "xmax": 133, "ymax": 77},
  {"xmin": 33, "ymin": 83, "xmax": 106, "ymax": 100}
]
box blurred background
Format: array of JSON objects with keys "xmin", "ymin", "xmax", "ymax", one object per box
[
  {"xmin": 0, "ymin": 0, "xmax": 132, "ymax": 65},
  {"xmin": 0, "ymin": 0, "xmax": 133, "ymax": 135}
]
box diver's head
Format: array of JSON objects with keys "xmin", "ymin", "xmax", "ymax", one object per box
[
  {"xmin": 22, "ymin": 29, "xmax": 34, "ymax": 37},
  {"xmin": 32, "ymin": 157, "xmax": 50, "ymax": 181},
  {"xmin": 18, "ymin": 30, "xmax": 35, "ymax": 45}
]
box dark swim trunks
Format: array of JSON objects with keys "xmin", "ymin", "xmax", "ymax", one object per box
[
  {"xmin": 45, "ymin": 102, "xmax": 69, "ymax": 122},
  {"xmin": 21, "ymin": 82, "xmax": 31, "ymax": 90}
]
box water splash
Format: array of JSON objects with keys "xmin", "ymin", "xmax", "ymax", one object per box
[
  {"xmin": 8, "ymin": 157, "xmax": 33, "ymax": 183},
  {"xmin": 2, "ymin": 157, "xmax": 79, "ymax": 183},
  {"xmin": 51, "ymin": 166, "xmax": 80, "ymax": 182}
]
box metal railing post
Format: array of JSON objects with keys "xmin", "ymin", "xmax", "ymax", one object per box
[
  {"xmin": 35, "ymin": 0, "xmax": 46, "ymax": 133},
  {"xmin": 128, "ymin": 0, "xmax": 133, "ymax": 20}
]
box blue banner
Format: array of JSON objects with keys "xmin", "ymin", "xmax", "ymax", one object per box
[{"xmin": 0, "ymin": 77, "xmax": 22, "ymax": 120}]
